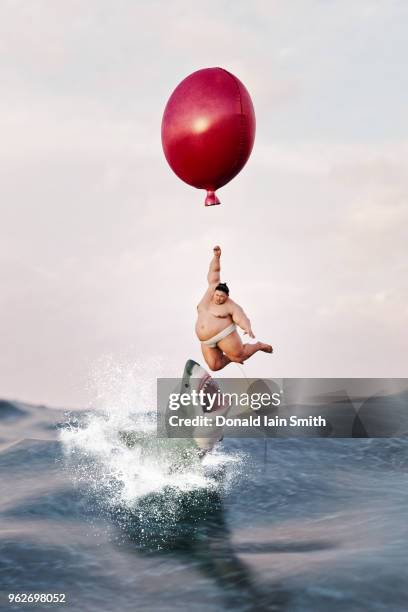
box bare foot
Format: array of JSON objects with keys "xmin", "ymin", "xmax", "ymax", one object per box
[{"xmin": 259, "ymin": 342, "xmax": 273, "ymax": 353}]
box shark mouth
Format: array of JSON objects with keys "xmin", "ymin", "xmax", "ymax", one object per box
[{"xmin": 185, "ymin": 360, "xmax": 229, "ymax": 415}]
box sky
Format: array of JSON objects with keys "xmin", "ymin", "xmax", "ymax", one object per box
[{"xmin": 1, "ymin": 0, "xmax": 407, "ymax": 408}]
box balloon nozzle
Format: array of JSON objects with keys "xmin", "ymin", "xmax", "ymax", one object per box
[{"xmin": 205, "ymin": 191, "xmax": 220, "ymax": 206}]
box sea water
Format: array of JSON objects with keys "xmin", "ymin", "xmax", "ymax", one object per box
[{"xmin": 1, "ymin": 359, "xmax": 408, "ymax": 611}]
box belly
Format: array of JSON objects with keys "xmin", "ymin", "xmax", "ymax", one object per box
[{"xmin": 195, "ymin": 313, "xmax": 234, "ymax": 341}]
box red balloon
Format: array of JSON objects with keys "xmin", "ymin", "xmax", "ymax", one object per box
[{"xmin": 161, "ymin": 67, "xmax": 256, "ymax": 206}]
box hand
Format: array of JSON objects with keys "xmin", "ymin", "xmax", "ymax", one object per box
[
  {"xmin": 213, "ymin": 245, "xmax": 221, "ymax": 258},
  {"xmin": 244, "ymin": 329, "xmax": 255, "ymax": 339}
]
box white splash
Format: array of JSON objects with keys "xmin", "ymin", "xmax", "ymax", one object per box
[{"xmin": 60, "ymin": 355, "xmax": 245, "ymax": 509}]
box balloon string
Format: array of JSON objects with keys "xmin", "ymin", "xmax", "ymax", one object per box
[
  {"xmin": 233, "ymin": 362, "xmax": 268, "ymax": 471},
  {"xmin": 234, "ymin": 362, "xmax": 248, "ymax": 381}
]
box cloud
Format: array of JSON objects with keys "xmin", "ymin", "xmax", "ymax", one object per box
[{"xmin": 0, "ymin": 1, "xmax": 407, "ymax": 405}]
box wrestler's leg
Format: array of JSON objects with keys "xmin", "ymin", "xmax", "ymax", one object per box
[
  {"xmin": 201, "ymin": 344, "xmax": 231, "ymax": 372},
  {"xmin": 217, "ymin": 331, "xmax": 272, "ymax": 363}
]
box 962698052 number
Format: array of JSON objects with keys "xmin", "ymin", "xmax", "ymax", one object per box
[{"xmin": 8, "ymin": 593, "xmax": 66, "ymax": 604}]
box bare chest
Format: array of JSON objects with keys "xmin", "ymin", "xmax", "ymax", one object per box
[{"xmin": 207, "ymin": 306, "xmax": 230, "ymax": 319}]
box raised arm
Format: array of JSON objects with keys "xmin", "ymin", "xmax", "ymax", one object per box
[
  {"xmin": 207, "ymin": 245, "xmax": 221, "ymax": 287},
  {"xmin": 197, "ymin": 246, "xmax": 222, "ymax": 309},
  {"xmin": 231, "ymin": 303, "xmax": 255, "ymax": 338}
]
